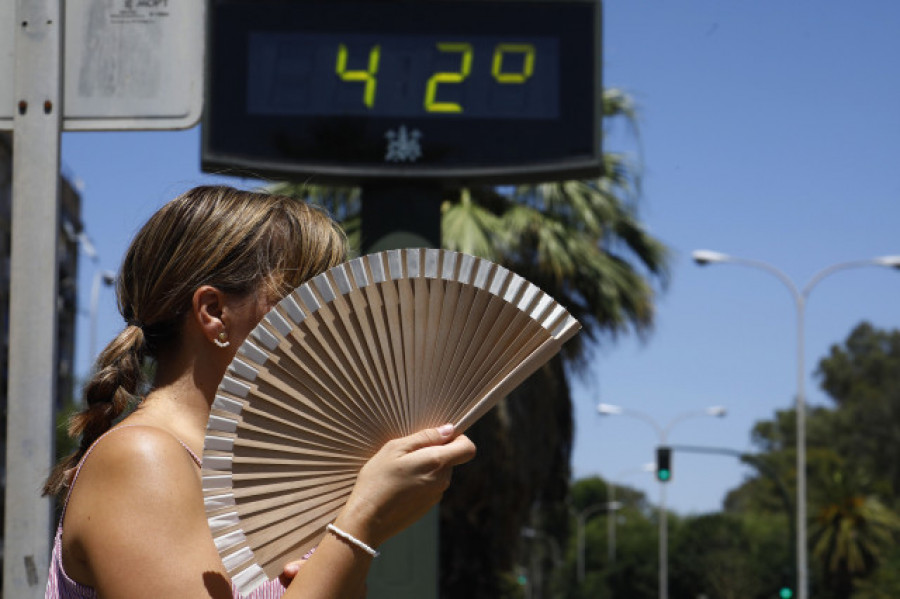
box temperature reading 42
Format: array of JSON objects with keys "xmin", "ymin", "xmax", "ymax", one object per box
[
  {"xmin": 334, "ymin": 41, "xmax": 536, "ymax": 113},
  {"xmin": 248, "ymin": 33, "xmax": 560, "ymax": 120},
  {"xmin": 205, "ymin": 0, "xmax": 601, "ymax": 182}
]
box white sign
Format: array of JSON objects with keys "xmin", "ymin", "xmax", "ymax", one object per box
[{"xmin": 0, "ymin": 0, "xmax": 203, "ymax": 131}]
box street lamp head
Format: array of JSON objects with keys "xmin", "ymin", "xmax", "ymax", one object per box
[
  {"xmin": 597, "ymin": 403, "xmax": 624, "ymax": 416},
  {"xmin": 706, "ymin": 405, "xmax": 727, "ymax": 418},
  {"xmin": 78, "ymin": 232, "xmax": 98, "ymax": 261},
  {"xmin": 874, "ymin": 255, "xmax": 900, "ymax": 270},
  {"xmin": 101, "ymin": 270, "xmax": 116, "ymax": 286},
  {"xmin": 691, "ymin": 249, "xmax": 731, "ymax": 265}
]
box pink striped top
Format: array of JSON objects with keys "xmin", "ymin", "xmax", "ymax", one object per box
[{"xmin": 45, "ymin": 427, "xmax": 287, "ymax": 599}]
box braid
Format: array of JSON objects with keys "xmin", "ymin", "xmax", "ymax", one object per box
[{"xmin": 42, "ymin": 325, "xmax": 146, "ymax": 497}]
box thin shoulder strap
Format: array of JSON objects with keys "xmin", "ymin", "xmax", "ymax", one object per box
[
  {"xmin": 60, "ymin": 425, "xmax": 202, "ymax": 519},
  {"xmin": 178, "ymin": 438, "xmax": 203, "ymax": 468}
]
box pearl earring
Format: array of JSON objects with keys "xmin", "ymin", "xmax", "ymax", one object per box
[{"xmin": 214, "ymin": 331, "xmax": 230, "ymax": 348}]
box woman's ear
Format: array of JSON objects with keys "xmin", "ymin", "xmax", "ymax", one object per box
[{"xmin": 192, "ymin": 285, "xmax": 227, "ymax": 344}]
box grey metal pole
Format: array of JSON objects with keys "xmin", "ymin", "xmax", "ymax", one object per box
[
  {"xmin": 671, "ymin": 443, "xmax": 797, "ymax": 590},
  {"xmin": 608, "ymin": 483, "xmax": 616, "ymax": 567},
  {"xmin": 659, "ymin": 482, "xmax": 668, "ymax": 599},
  {"xmin": 605, "ymin": 464, "xmax": 655, "ymax": 599},
  {"xmin": 89, "ymin": 270, "xmax": 116, "ymax": 362},
  {"xmin": 575, "ymin": 502, "xmax": 620, "ymax": 583},
  {"xmin": 598, "ymin": 405, "xmax": 724, "ymax": 599},
  {"xmin": 576, "ymin": 513, "xmax": 586, "ymax": 583},
  {"xmin": 4, "ymin": 0, "xmax": 63, "ymax": 596},
  {"xmin": 607, "ymin": 481, "xmax": 618, "ymax": 599},
  {"xmin": 89, "ymin": 270, "xmax": 103, "ymax": 363},
  {"xmin": 792, "ymin": 261, "xmax": 900, "ymax": 599},
  {"xmin": 795, "ymin": 295, "xmax": 807, "ymax": 599},
  {"xmin": 692, "ymin": 250, "xmax": 900, "ymax": 599}
]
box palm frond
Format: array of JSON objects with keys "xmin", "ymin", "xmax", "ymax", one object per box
[{"xmin": 441, "ymin": 189, "xmax": 504, "ymax": 261}]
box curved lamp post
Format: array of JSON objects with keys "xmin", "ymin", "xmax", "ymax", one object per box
[
  {"xmin": 692, "ymin": 250, "xmax": 900, "ymax": 599},
  {"xmin": 597, "ymin": 403, "xmax": 726, "ymax": 599},
  {"xmin": 604, "ymin": 462, "xmax": 655, "ymax": 599},
  {"xmin": 521, "ymin": 527, "xmax": 562, "ymax": 599},
  {"xmin": 573, "ymin": 501, "xmax": 622, "ymax": 583},
  {"xmin": 89, "ymin": 269, "xmax": 116, "ymax": 362}
]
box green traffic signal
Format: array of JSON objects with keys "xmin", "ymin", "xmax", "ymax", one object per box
[
  {"xmin": 779, "ymin": 586, "xmax": 794, "ymax": 599},
  {"xmin": 656, "ymin": 446, "xmax": 672, "ymax": 483}
]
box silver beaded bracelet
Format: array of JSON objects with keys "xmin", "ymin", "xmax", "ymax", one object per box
[{"xmin": 326, "ymin": 523, "xmax": 380, "ymax": 557}]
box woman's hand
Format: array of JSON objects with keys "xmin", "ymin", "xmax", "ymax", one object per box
[
  {"xmin": 276, "ymin": 425, "xmax": 474, "ymax": 598},
  {"xmin": 334, "ymin": 424, "xmax": 476, "ymax": 549}
]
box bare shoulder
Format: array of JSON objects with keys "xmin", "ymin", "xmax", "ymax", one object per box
[
  {"xmin": 63, "ymin": 425, "xmax": 209, "ymax": 587},
  {"xmin": 69, "ymin": 425, "xmax": 200, "ymax": 500}
]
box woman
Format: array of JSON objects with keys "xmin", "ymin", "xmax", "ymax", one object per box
[{"xmin": 43, "ymin": 186, "xmax": 476, "ymax": 598}]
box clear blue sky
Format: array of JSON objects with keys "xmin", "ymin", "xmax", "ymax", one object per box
[{"xmin": 61, "ymin": 0, "xmax": 900, "ymax": 514}]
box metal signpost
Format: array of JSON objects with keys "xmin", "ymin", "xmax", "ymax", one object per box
[
  {"xmin": 5, "ymin": 2, "xmax": 63, "ymax": 596},
  {"xmin": 1, "ymin": 1, "xmax": 203, "ymax": 595}
]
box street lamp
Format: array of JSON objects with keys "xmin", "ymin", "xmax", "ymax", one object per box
[
  {"xmin": 604, "ymin": 462, "xmax": 655, "ymax": 599},
  {"xmin": 692, "ymin": 249, "xmax": 900, "ymax": 599},
  {"xmin": 89, "ymin": 269, "xmax": 116, "ymax": 362},
  {"xmin": 597, "ymin": 403, "xmax": 726, "ymax": 599},
  {"xmin": 521, "ymin": 527, "xmax": 562, "ymax": 599},
  {"xmin": 573, "ymin": 501, "xmax": 622, "ymax": 583},
  {"xmin": 597, "ymin": 403, "xmax": 726, "ymax": 440}
]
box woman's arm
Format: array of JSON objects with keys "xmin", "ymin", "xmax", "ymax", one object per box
[
  {"xmin": 284, "ymin": 425, "xmax": 476, "ymax": 598},
  {"xmin": 65, "ymin": 425, "xmax": 474, "ymax": 599}
]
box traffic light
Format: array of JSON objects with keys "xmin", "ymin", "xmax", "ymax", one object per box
[
  {"xmin": 656, "ymin": 446, "xmax": 672, "ymax": 482},
  {"xmin": 777, "ymin": 568, "xmax": 794, "ymax": 598}
]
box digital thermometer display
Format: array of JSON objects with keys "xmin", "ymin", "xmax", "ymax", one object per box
[
  {"xmin": 247, "ymin": 33, "xmax": 559, "ymax": 120},
  {"xmin": 203, "ymin": 0, "xmax": 602, "ymax": 184}
]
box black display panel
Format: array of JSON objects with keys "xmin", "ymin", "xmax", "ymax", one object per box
[
  {"xmin": 246, "ymin": 33, "xmax": 560, "ymax": 120},
  {"xmin": 203, "ymin": 0, "xmax": 602, "ymax": 184}
]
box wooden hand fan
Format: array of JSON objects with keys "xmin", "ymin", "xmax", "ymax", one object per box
[{"xmin": 201, "ymin": 248, "xmax": 580, "ymax": 593}]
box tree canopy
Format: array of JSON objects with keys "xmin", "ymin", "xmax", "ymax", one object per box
[{"xmin": 566, "ymin": 322, "xmax": 900, "ymax": 599}]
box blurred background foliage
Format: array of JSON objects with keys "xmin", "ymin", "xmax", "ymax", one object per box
[{"xmin": 536, "ymin": 322, "xmax": 900, "ymax": 599}]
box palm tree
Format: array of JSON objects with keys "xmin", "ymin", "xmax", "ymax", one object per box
[
  {"xmin": 852, "ymin": 546, "xmax": 900, "ymax": 599},
  {"xmin": 810, "ymin": 465, "xmax": 900, "ymax": 599},
  {"xmin": 270, "ymin": 87, "xmax": 669, "ymax": 598},
  {"xmin": 272, "ymin": 88, "xmax": 666, "ymax": 357}
]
